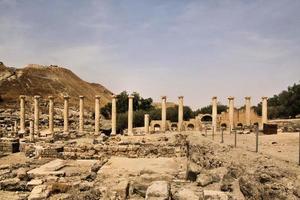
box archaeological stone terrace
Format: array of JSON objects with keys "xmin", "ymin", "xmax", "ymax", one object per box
[{"xmin": 0, "ymin": 94, "xmax": 299, "ymax": 200}]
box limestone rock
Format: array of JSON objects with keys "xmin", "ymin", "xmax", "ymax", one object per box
[
  {"xmin": 145, "ymin": 181, "xmax": 170, "ymax": 200},
  {"xmin": 173, "ymin": 188, "xmax": 199, "ymax": 200},
  {"xmin": 197, "ymin": 174, "xmax": 213, "ymax": 187},
  {"xmin": 203, "ymin": 190, "xmax": 228, "ymax": 200},
  {"xmin": 186, "ymin": 162, "xmax": 202, "ymax": 181},
  {"xmin": 28, "ymin": 185, "xmax": 51, "ymax": 200}
]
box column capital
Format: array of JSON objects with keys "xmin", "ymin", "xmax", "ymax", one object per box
[
  {"xmin": 262, "ymin": 96, "xmax": 268, "ymax": 100},
  {"xmin": 228, "ymin": 96, "xmax": 234, "ymax": 100},
  {"xmin": 178, "ymin": 96, "xmax": 184, "ymax": 99},
  {"xmin": 79, "ymin": 95, "xmax": 85, "ymax": 99},
  {"xmin": 64, "ymin": 95, "xmax": 70, "ymax": 99},
  {"xmin": 128, "ymin": 95, "xmax": 134, "ymax": 99},
  {"xmin": 48, "ymin": 96, "xmax": 54, "ymax": 100},
  {"xmin": 19, "ymin": 95, "xmax": 26, "ymax": 99},
  {"xmin": 145, "ymin": 114, "xmax": 150, "ymax": 117},
  {"xmin": 245, "ymin": 96, "xmax": 251, "ymax": 100},
  {"xmin": 112, "ymin": 94, "xmax": 117, "ymax": 98},
  {"xmin": 95, "ymin": 95, "xmax": 101, "ymax": 99},
  {"xmin": 34, "ymin": 95, "xmax": 41, "ymax": 99},
  {"xmin": 161, "ymin": 96, "xmax": 167, "ymax": 100},
  {"xmin": 212, "ymin": 96, "xmax": 217, "ymax": 100}
]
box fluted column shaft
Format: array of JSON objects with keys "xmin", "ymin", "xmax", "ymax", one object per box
[
  {"xmin": 49, "ymin": 96, "xmax": 54, "ymax": 135},
  {"xmin": 178, "ymin": 96, "xmax": 184, "ymax": 131},
  {"xmin": 212, "ymin": 97, "xmax": 218, "ymax": 133},
  {"xmin": 262, "ymin": 97, "xmax": 268, "ymax": 127},
  {"xmin": 63, "ymin": 96, "xmax": 70, "ymax": 134},
  {"xmin": 161, "ymin": 96, "xmax": 167, "ymax": 132},
  {"xmin": 228, "ymin": 97, "xmax": 234, "ymax": 131},
  {"xmin": 111, "ymin": 95, "xmax": 117, "ymax": 136},
  {"xmin": 34, "ymin": 95, "xmax": 40, "ymax": 136},
  {"xmin": 19, "ymin": 95, "xmax": 26, "ymax": 133},
  {"xmin": 128, "ymin": 95, "xmax": 134, "ymax": 135},
  {"xmin": 144, "ymin": 114, "xmax": 150, "ymax": 134},
  {"xmin": 245, "ymin": 97, "xmax": 251, "ymax": 126},
  {"xmin": 79, "ymin": 96, "xmax": 84, "ymax": 133},
  {"xmin": 95, "ymin": 96, "xmax": 101, "ymax": 134}
]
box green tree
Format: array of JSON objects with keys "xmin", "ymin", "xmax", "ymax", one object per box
[{"xmin": 194, "ymin": 104, "xmax": 228, "ymax": 115}]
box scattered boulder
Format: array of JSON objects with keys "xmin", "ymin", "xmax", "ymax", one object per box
[
  {"xmin": 145, "ymin": 181, "xmax": 170, "ymax": 200},
  {"xmin": 197, "ymin": 173, "xmax": 220, "ymax": 187},
  {"xmin": 28, "ymin": 185, "xmax": 51, "ymax": 200},
  {"xmin": 186, "ymin": 162, "xmax": 203, "ymax": 181},
  {"xmin": 203, "ymin": 190, "xmax": 228, "ymax": 200},
  {"xmin": 173, "ymin": 188, "xmax": 199, "ymax": 200}
]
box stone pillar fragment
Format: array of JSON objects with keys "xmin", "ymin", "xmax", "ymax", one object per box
[
  {"xmin": 111, "ymin": 95, "xmax": 117, "ymax": 136},
  {"xmin": 79, "ymin": 96, "xmax": 84, "ymax": 133},
  {"xmin": 228, "ymin": 96, "xmax": 234, "ymax": 131},
  {"xmin": 178, "ymin": 96, "xmax": 184, "ymax": 131},
  {"xmin": 48, "ymin": 96, "xmax": 54, "ymax": 136},
  {"xmin": 128, "ymin": 95, "xmax": 134, "ymax": 135},
  {"xmin": 245, "ymin": 97, "xmax": 251, "ymax": 126},
  {"xmin": 262, "ymin": 97, "xmax": 268, "ymax": 128},
  {"xmin": 34, "ymin": 95, "xmax": 40, "ymax": 136},
  {"xmin": 19, "ymin": 95, "xmax": 26, "ymax": 133},
  {"xmin": 161, "ymin": 96, "xmax": 167, "ymax": 132},
  {"xmin": 144, "ymin": 114, "xmax": 150, "ymax": 134},
  {"xmin": 95, "ymin": 95, "xmax": 101, "ymax": 134},
  {"xmin": 63, "ymin": 96, "xmax": 70, "ymax": 134},
  {"xmin": 212, "ymin": 96, "xmax": 217, "ymax": 133},
  {"xmin": 29, "ymin": 119, "xmax": 34, "ymax": 142}
]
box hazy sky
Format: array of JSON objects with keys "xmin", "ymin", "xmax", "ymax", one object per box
[{"xmin": 1, "ymin": 0, "xmax": 300, "ymax": 109}]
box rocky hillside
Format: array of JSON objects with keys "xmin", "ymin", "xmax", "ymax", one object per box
[{"xmin": 0, "ymin": 62, "xmax": 112, "ymax": 110}]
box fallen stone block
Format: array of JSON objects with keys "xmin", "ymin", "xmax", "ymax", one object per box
[
  {"xmin": 28, "ymin": 185, "xmax": 51, "ymax": 200},
  {"xmin": 145, "ymin": 181, "xmax": 170, "ymax": 200},
  {"xmin": 203, "ymin": 190, "xmax": 228, "ymax": 200}
]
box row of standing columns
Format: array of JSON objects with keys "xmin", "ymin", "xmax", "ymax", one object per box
[
  {"xmin": 19, "ymin": 94, "xmax": 268, "ymax": 136},
  {"xmin": 212, "ymin": 96, "xmax": 268, "ymax": 130},
  {"xmin": 110, "ymin": 95, "xmax": 184, "ymax": 135},
  {"xmin": 18, "ymin": 95, "xmax": 102, "ymax": 137}
]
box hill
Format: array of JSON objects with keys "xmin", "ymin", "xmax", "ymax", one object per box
[{"xmin": 0, "ymin": 62, "xmax": 112, "ymax": 110}]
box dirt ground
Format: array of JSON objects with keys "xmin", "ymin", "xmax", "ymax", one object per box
[{"xmin": 200, "ymin": 131, "xmax": 300, "ymax": 165}]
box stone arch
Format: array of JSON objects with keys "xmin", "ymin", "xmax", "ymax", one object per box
[
  {"xmin": 154, "ymin": 124, "xmax": 161, "ymax": 131},
  {"xmin": 221, "ymin": 123, "xmax": 227, "ymax": 128},
  {"xmin": 171, "ymin": 123, "xmax": 178, "ymax": 131},
  {"xmin": 237, "ymin": 123, "xmax": 243, "ymax": 127},
  {"xmin": 187, "ymin": 123, "xmax": 195, "ymax": 130},
  {"xmin": 201, "ymin": 114, "xmax": 212, "ymax": 122}
]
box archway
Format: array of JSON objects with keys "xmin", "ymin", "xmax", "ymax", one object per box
[
  {"xmin": 221, "ymin": 123, "xmax": 227, "ymax": 128},
  {"xmin": 154, "ymin": 124, "xmax": 161, "ymax": 131},
  {"xmin": 201, "ymin": 115, "xmax": 212, "ymax": 122},
  {"xmin": 171, "ymin": 123, "xmax": 178, "ymax": 131},
  {"xmin": 187, "ymin": 123, "xmax": 195, "ymax": 131}
]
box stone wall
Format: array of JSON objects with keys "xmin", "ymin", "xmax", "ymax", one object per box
[{"xmin": 63, "ymin": 142, "xmax": 187, "ymax": 159}]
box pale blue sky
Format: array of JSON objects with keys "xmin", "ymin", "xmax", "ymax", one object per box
[{"xmin": 1, "ymin": 0, "xmax": 300, "ymax": 109}]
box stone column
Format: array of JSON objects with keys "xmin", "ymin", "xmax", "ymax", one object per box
[
  {"xmin": 144, "ymin": 114, "xmax": 150, "ymax": 134},
  {"xmin": 228, "ymin": 96, "xmax": 234, "ymax": 131},
  {"xmin": 262, "ymin": 97, "xmax": 268, "ymax": 127},
  {"xmin": 63, "ymin": 96, "xmax": 70, "ymax": 134},
  {"xmin": 95, "ymin": 95, "xmax": 101, "ymax": 134},
  {"xmin": 111, "ymin": 95, "xmax": 117, "ymax": 136},
  {"xmin": 48, "ymin": 96, "xmax": 54, "ymax": 136},
  {"xmin": 29, "ymin": 119, "xmax": 34, "ymax": 142},
  {"xmin": 34, "ymin": 95, "xmax": 40, "ymax": 136},
  {"xmin": 178, "ymin": 96, "xmax": 184, "ymax": 131},
  {"xmin": 212, "ymin": 96, "xmax": 218, "ymax": 133},
  {"xmin": 128, "ymin": 95, "xmax": 134, "ymax": 135},
  {"xmin": 161, "ymin": 96, "xmax": 167, "ymax": 132},
  {"xmin": 19, "ymin": 95, "xmax": 26, "ymax": 133},
  {"xmin": 79, "ymin": 96, "xmax": 84, "ymax": 133},
  {"xmin": 245, "ymin": 97, "xmax": 251, "ymax": 126}
]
